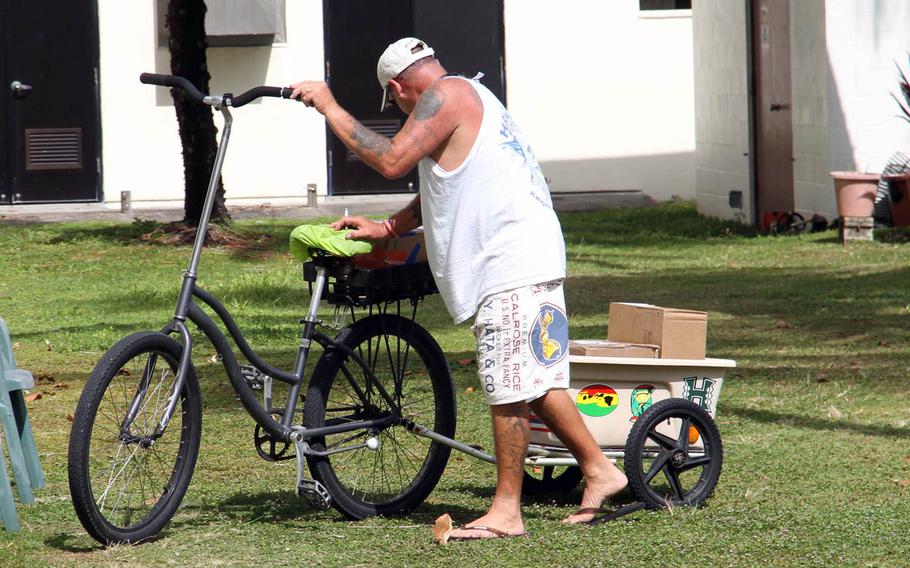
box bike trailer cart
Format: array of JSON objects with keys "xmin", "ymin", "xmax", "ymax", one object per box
[{"xmin": 526, "ymin": 355, "xmax": 735, "ymax": 510}]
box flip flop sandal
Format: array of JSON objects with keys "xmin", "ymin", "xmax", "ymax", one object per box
[
  {"xmin": 448, "ymin": 525, "xmax": 529, "ymax": 541},
  {"xmin": 563, "ymin": 507, "xmax": 603, "ymax": 525}
]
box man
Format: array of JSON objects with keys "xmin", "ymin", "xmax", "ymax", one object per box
[{"xmin": 290, "ymin": 37, "xmax": 627, "ymax": 539}]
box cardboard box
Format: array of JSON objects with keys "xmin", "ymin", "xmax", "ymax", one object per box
[
  {"xmin": 568, "ymin": 339, "xmax": 659, "ymax": 358},
  {"xmin": 607, "ymin": 302, "xmax": 707, "ymax": 359},
  {"xmin": 355, "ymin": 228, "xmax": 428, "ymax": 268}
]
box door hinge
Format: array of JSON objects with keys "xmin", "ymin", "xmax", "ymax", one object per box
[
  {"xmin": 94, "ymin": 67, "xmax": 99, "ymax": 88},
  {"xmin": 325, "ymin": 61, "xmax": 331, "ymax": 81},
  {"xmin": 327, "ymin": 150, "xmax": 333, "ymax": 167},
  {"xmin": 97, "ymin": 157, "xmax": 101, "ymax": 174}
]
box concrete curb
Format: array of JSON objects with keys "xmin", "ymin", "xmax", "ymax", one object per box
[{"xmin": 0, "ymin": 191, "xmax": 652, "ymax": 225}]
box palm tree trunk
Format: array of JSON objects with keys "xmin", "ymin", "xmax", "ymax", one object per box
[{"xmin": 166, "ymin": 0, "xmax": 230, "ymax": 225}]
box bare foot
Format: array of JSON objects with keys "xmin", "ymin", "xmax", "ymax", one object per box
[
  {"xmin": 562, "ymin": 461, "xmax": 628, "ymax": 524},
  {"xmin": 448, "ymin": 511, "xmax": 525, "ymax": 540}
]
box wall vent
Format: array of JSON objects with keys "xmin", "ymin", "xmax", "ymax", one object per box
[{"xmin": 25, "ymin": 128, "xmax": 82, "ymax": 170}]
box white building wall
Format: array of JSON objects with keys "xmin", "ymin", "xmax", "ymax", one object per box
[
  {"xmin": 98, "ymin": 0, "xmax": 327, "ymax": 209},
  {"xmin": 826, "ymin": 0, "xmax": 910, "ymax": 199},
  {"xmin": 692, "ymin": 0, "xmax": 751, "ymax": 222},
  {"xmin": 98, "ymin": 1, "xmax": 696, "ymax": 209},
  {"xmin": 790, "ymin": 0, "xmax": 830, "ymax": 217},
  {"xmin": 503, "ymin": 0, "xmax": 695, "ymax": 201}
]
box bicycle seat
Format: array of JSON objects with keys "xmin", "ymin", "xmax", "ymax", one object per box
[{"xmin": 289, "ymin": 224, "xmax": 373, "ymax": 261}]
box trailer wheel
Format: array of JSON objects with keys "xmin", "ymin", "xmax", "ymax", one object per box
[{"xmin": 624, "ymin": 399, "xmax": 722, "ymax": 509}]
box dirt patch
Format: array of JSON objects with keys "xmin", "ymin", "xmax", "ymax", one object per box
[{"xmin": 139, "ymin": 222, "xmax": 273, "ymax": 251}]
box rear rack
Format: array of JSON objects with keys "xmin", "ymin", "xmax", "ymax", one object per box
[{"xmin": 302, "ymin": 257, "xmax": 438, "ymax": 308}]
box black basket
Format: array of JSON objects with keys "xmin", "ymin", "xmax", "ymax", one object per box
[{"xmin": 302, "ymin": 259, "xmax": 438, "ymax": 307}]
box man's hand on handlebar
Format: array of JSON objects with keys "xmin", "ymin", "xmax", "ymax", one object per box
[
  {"xmin": 330, "ymin": 216, "xmax": 392, "ymax": 241},
  {"xmin": 290, "ymin": 81, "xmax": 337, "ymax": 115}
]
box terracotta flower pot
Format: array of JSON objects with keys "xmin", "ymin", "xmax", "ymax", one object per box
[
  {"xmin": 831, "ymin": 171, "xmax": 879, "ymax": 218},
  {"xmin": 883, "ymin": 172, "xmax": 910, "ymax": 227}
]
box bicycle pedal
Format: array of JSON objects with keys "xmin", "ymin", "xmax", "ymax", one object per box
[
  {"xmin": 296, "ymin": 479, "xmax": 332, "ymax": 509},
  {"xmin": 240, "ymin": 364, "xmax": 264, "ymax": 390},
  {"xmin": 294, "ymin": 436, "xmax": 332, "ymax": 509}
]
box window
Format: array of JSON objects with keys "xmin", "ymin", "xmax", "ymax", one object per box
[
  {"xmin": 640, "ymin": 0, "xmax": 692, "ymax": 10},
  {"xmin": 157, "ymin": 0, "xmax": 286, "ymax": 47}
]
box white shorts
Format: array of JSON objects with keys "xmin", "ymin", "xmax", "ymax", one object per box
[{"xmin": 471, "ymin": 279, "xmax": 570, "ymax": 406}]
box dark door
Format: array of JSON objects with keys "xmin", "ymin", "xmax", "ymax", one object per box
[
  {"xmin": 0, "ymin": 0, "xmax": 101, "ymax": 204},
  {"xmin": 323, "ymin": 0, "xmax": 505, "ymax": 196},
  {"xmin": 412, "ymin": 0, "xmax": 506, "ymax": 104},
  {"xmin": 751, "ymin": 0, "xmax": 794, "ymax": 220},
  {"xmin": 323, "ymin": 0, "xmax": 416, "ymax": 196}
]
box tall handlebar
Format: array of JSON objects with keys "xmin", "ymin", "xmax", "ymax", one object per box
[{"xmin": 139, "ymin": 73, "xmax": 292, "ymax": 108}]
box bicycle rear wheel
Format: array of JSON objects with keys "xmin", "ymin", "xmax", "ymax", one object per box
[
  {"xmin": 303, "ymin": 314, "xmax": 455, "ymax": 519},
  {"xmin": 68, "ymin": 331, "xmax": 202, "ymax": 544}
]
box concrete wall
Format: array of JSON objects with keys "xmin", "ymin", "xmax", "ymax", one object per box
[
  {"xmin": 695, "ymin": 0, "xmax": 910, "ymax": 223},
  {"xmin": 692, "ymin": 0, "xmax": 752, "ymax": 222},
  {"xmin": 98, "ymin": 0, "xmax": 326, "ymax": 209},
  {"xmin": 502, "ymin": 0, "xmax": 696, "ymax": 201},
  {"xmin": 825, "ymin": 0, "xmax": 910, "ymax": 191},
  {"xmin": 790, "ymin": 0, "xmax": 830, "ymax": 218},
  {"xmin": 98, "ymin": 0, "xmax": 696, "ymax": 209}
]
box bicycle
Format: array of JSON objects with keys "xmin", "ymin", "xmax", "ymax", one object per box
[
  {"xmin": 67, "ymin": 74, "xmax": 733, "ymax": 546},
  {"xmin": 67, "ymin": 74, "xmax": 456, "ymax": 545}
]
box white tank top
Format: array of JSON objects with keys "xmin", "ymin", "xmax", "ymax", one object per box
[{"xmin": 418, "ymin": 77, "xmax": 566, "ymax": 323}]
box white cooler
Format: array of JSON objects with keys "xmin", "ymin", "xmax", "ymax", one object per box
[{"xmin": 529, "ymin": 355, "xmax": 736, "ymax": 450}]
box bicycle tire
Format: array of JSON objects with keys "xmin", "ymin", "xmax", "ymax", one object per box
[
  {"xmin": 303, "ymin": 314, "xmax": 455, "ymax": 519},
  {"xmin": 68, "ymin": 331, "xmax": 202, "ymax": 544}
]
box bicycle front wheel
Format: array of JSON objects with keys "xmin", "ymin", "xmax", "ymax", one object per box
[
  {"xmin": 303, "ymin": 314, "xmax": 455, "ymax": 519},
  {"xmin": 68, "ymin": 331, "xmax": 202, "ymax": 545}
]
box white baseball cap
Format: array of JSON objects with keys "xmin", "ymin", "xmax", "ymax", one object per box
[{"xmin": 376, "ymin": 37, "xmax": 435, "ymax": 111}]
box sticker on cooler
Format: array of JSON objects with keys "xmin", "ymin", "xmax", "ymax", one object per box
[
  {"xmin": 682, "ymin": 376, "xmax": 718, "ymax": 414},
  {"xmin": 630, "ymin": 384, "xmax": 655, "ymax": 422},
  {"xmin": 575, "ymin": 384, "xmax": 619, "ymax": 417}
]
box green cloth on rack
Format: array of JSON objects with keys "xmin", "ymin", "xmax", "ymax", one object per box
[{"xmin": 289, "ymin": 224, "xmax": 373, "ymax": 261}]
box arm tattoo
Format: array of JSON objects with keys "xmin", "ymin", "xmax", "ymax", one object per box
[
  {"xmin": 351, "ymin": 120, "xmax": 390, "ymax": 157},
  {"xmin": 413, "ymin": 86, "xmax": 444, "ymax": 121}
]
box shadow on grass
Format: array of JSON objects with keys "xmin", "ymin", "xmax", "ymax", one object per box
[
  {"xmin": 413, "ymin": 500, "xmax": 553, "ymax": 523},
  {"xmin": 45, "ymin": 532, "xmax": 102, "ymax": 552},
  {"xmin": 445, "ymin": 481, "xmax": 638, "ymax": 510},
  {"xmin": 44, "ymin": 219, "xmax": 166, "ymax": 244},
  {"xmin": 559, "ymin": 201, "xmax": 759, "ymax": 247},
  {"xmin": 723, "ymin": 405, "xmax": 910, "ymax": 439},
  {"xmin": 190, "ymin": 490, "xmax": 486, "ymax": 526},
  {"xmin": 45, "ymin": 218, "xmax": 298, "ymax": 259},
  {"xmin": 10, "ymin": 321, "xmax": 161, "ymax": 342},
  {"xmin": 566, "ymin": 264, "xmax": 910, "ymax": 333}
]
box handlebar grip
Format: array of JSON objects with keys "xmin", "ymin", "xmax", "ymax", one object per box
[
  {"xmin": 139, "ymin": 73, "xmax": 205, "ymax": 102},
  {"xmin": 230, "ymin": 86, "xmax": 293, "ymax": 108}
]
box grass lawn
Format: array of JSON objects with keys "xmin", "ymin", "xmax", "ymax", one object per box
[{"xmin": 1, "ymin": 201, "xmax": 909, "ymax": 567}]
